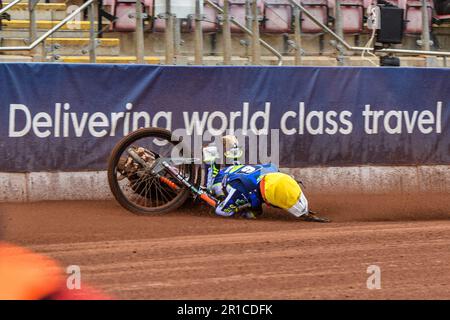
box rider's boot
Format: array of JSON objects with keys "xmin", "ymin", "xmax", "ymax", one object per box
[{"xmin": 241, "ymin": 211, "xmax": 257, "ymax": 219}]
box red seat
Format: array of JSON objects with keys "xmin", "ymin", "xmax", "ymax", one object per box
[
  {"xmin": 363, "ymin": 0, "xmax": 375, "ymax": 9},
  {"xmin": 263, "ymin": 0, "xmax": 293, "ymax": 33},
  {"xmin": 362, "ymin": 0, "xmax": 433, "ymax": 34},
  {"xmin": 340, "ymin": 0, "xmax": 364, "ymax": 33},
  {"xmin": 435, "ymin": 13, "xmax": 450, "ymax": 22},
  {"xmin": 404, "ymin": 0, "xmax": 433, "ymax": 34},
  {"xmin": 300, "ymin": 0, "xmax": 329, "ymax": 33},
  {"xmin": 105, "ymin": 0, "xmax": 153, "ymax": 32},
  {"xmin": 189, "ymin": 0, "xmax": 220, "ymax": 33},
  {"xmin": 153, "ymin": 0, "xmax": 168, "ymax": 33},
  {"xmin": 218, "ymin": 0, "xmax": 264, "ymax": 33},
  {"xmin": 153, "ymin": 18, "xmax": 192, "ymax": 33},
  {"xmin": 115, "ymin": 1, "xmax": 140, "ymax": 32},
  {"xmin": 154, "ymin": 0, "xmax": 219, "ymax": 33},
  {"xmin": 102, "ymin": 0, "xmax": 117, "ymax": 31}
]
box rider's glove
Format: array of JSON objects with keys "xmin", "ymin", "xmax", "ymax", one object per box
[
  {"xmin": 224, "ymin": 147, "xmax": 243, "ymax": 160},
  {"xmin": 222, "ymin": 135, "xmax": 243, "ymax": 160},
  {"xmin": 203, "ymin": 145, "xmax": 219, "ymax": 163}
]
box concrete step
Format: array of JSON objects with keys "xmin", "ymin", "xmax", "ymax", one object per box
[
  {"xmin": 0, "ymin": 53, "xmax": 32, "ymax": 62},
  {"xmin": 122, "ymin": 55, "xmax": 449, "ymax": 67},
  {"xmin": 2, "ymin": 53, "xmax": 447, "ymax": 67},
  {"xmin": 48, "ymin": 37, "xmax": 120, "ymax": 55},
  {"xmin": 1, "ymin": 37, "xmax": 120, "ymax": 55},
  {"xmin": 55, "ymin": 55, "xmax": 161, "ymax": 64},
  {"xmin": 0, "ymin": 19, "xmax": 94, "ymax": 39},
  {"xmin": 3, "ymin": 2, "xmax": 67, "ymax": 20},
  {"xmin": 0, "ymin": 29, "xmax": 89, "ymax": 38},
  {"xmin": 15, "ymin": 0, "xmax": 66, "ymax": 3},
  {"xmin": 1, "ymin": 19, "xmax": 94, "ymax": 30}
]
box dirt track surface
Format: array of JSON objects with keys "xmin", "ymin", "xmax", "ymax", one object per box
[{"xmin": 1, "ymin": 201, "xmax": 449, "ymax": 299}]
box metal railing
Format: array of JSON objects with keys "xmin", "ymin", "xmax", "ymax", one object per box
[
  {"xmin": 158, "ymin": 0, "xmax": 283, "ymax": 65},
  {"xmin": 0, "ymin": 0, "xmax": 20, "ymax": 16},
  {"xmin": 0, "ymin": 0, "xmax": 97, "ymax": 62},
  {"xmin": 288, "ymin": 0, "xmax": 450, "ymax": 58},
  {"xmin": 0, "ymin": 0, "xmax": 448, "ymax": 65},
  {"xmin": 205, "ymin": 0, "xmax": 283, "ymax": 66}
]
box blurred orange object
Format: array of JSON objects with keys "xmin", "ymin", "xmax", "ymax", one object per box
[{"xmin": 0, "ymin": 242, "xmax": 109, "ymax": 300}]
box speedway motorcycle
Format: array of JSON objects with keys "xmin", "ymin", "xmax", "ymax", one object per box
[{"xmin": 107, "ymin": 127, "xmax": 329, "ymax": 222}]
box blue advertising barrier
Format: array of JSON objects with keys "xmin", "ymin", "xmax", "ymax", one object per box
[{"xmin": 0, "ymin": 63, "xmax": 448, "ymax": 172}]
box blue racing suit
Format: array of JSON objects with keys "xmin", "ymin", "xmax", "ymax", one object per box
[{"xmin": 205, "ymin": 163, "xmax": 279, "ymax": 217}]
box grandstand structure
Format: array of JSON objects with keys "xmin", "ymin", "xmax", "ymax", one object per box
[{"xmin": 0, "ymin": 0, "xmax": 449, "ymax": 66}]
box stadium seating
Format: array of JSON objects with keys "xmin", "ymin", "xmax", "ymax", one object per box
[
  {"xmin": 115, "ymin": 0, "xmax": 143, "ymax": 32},
  {"xmin": 362, "ymin": 0, "xmax": 375, "ymax": 9},
  {"xmin": 404, "ymin": 0, "xmax": 433, "ymax": 34},
  {"xmin": 372, "ymin": 0, "xmax": 432, "ymax": 34},
  {"xmin": 189, "ymin": 0, "xmax": 220, "ymax": 32},
  {"xmin": 153, "ymin": 15, "xmax": 192, "ymax": 33},
  {"xmin": 1, "ymin": 0, "xmax": 446, "ymax": 64},
  {"xmin": 340, "ymin": 0, "xmax": 364, "ymax": 33},
  {"xmin": 107, "ymin": 0, "xmax": 220, "ymax": 33},
  {"xmin": 262, "ymin": 0, "xmax": 293, "ymax": 33},
  {"xmin": 300, "ymin": 0, "xmax": 329, "ymax": 33},
  {"xmin": 327, "ymin": 0, "xmax": 364, "ymax": 33},
  {"xmin": 102, "ymin": 0, "xmax": 433, "ymax": 37},
  {"xmin": 218, "ymin": 0, "xmax": 264, "ymax": 33},
  {"xmin": 104, "ymin": 0, "xmax": 153, "ymax": 32},
  {"xmin": 153, "ymin": 1, "xmax": 220, "ymax": 32},
  {"xmin": 152, "ymin": 1, "xmax": 179, "ymax": 32}
]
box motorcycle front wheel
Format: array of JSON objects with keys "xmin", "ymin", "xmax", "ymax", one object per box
[{"xmin": 107, "ymin": 127, "xmax": 196, "ymax": 215}]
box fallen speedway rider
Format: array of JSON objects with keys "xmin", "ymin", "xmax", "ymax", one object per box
[{"xmin": 203, "ymin": 136, "xmax": 329, "ymax": 222}]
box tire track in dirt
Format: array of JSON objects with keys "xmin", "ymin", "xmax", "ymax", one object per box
[
  {"xmin": 1, "ymin": 201, "xmax": 450, "ymax": 299},
  {"xmin": 26, "ymin": 226, "xmax": 450, "ymax": 299}
]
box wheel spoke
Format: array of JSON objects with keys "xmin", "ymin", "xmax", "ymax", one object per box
[
  {"xmin": 143, "ymin": 175, "xmax": 151, "ymax": 208},
  {"xmin": 155, "ymin": 179, "xmax": 171, "ymax": 203},
  {"xmin": 145, "ymin": 175, "xmax": 156, "ymax": 206},
  {"xmin": 112, "ymin": 131, "xmax": 193, "ymax": 213}
]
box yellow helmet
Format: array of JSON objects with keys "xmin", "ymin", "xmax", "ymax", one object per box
[{"xmin": 261, "ymin": 172, "xmax": 309, "ymax": 217}]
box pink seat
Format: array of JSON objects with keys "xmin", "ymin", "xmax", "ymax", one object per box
[
  {"xmin": 404, "ymin": 0, "xmax": 433, "ymax": 34},
  {"xmin": 218, "ymin": 0, "xmax": 264, "ymax": 33},
  {"xmin": 363, "ymin": 0, "xmax": 375, "ymax": 9},
  {"xmin": 152, "ymin": 0, "xmax": 169, "ymax": 33},
  {"xmin": 106, "ymin": 0, "xmax": 153, "ymax": 32},
  {"xmin": 153, "ymin": 8, "xmax": 165, "ymax": 32},
  {"xmin": 189, "ymin": 0, "xmax": 220, "ymax": 33},
  {"xmin": 340, "ymin": 0, "xmax": 363, "ymax": 33},
  {"xmin": 102, "ymin": 0, "xmax": 118, "ymax": 31},
  {"xmin": 435, "ymin": 13, "xmax": 450, "ymax": 22},
  {"xmin": 155, "ymin": 1, "xmax": 215, "ymax": 33},
  {"xmin": 300, "ymin": 0, "xmax": 329, "ymax": 33},
  {"xmin": 397, "ymin": 0, "xmax": 414, "ymax": 11},
  {"xmin": 154, "ymin": 18, "xmax": 192, "ymax": 33},
  {"xmin": 263, "ymin": 0, "xmax": 293, "ymax": 33},
  {"xmin": 115, "ymin": 1, "xmax": 139, "ymax": 32},
  {"xmin": 383, "ymin": 0, "xmax": 407, "ymax": 11},
  {"xmin": 327, "ymin": 0, "xmax": 335, "ymax": 11}
]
